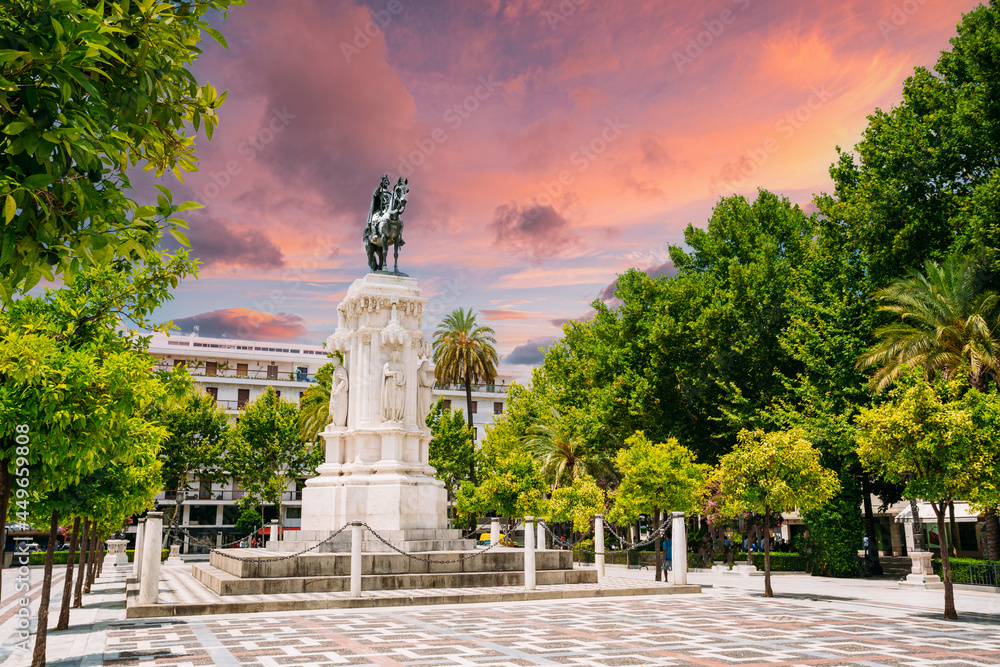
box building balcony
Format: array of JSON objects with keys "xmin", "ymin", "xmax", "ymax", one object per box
[
  {"xmin": 154, "ymin": 364, "xmax": 316, "ymax": 383},
  {"xmin": 160, "ymin": 490, "xmax": 303, "ymax": 502},
  {"xmin": 433, "ymin": 382, "xmax": 509, "ymax": 394}
]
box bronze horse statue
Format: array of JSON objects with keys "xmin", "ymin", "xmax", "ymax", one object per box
[{"xmin": 364, "ymin": 178, "xmax": 408, "ymax": 273}]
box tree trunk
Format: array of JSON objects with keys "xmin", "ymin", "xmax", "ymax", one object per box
[
  {"xmin": 653, "ymin": 508, "xmax": 662, "ymax": 582},
  {"xmin": 933, "ymin": 502, "xmax": 958, "ymax": 620},
  {"xmin": 168, "ymin": 492, "xmax": 184, "ymax": 548},
  {"xmin": 72, "ymin": 519, "xmax": 89, "ymax": 608},
  {"xmin": 31, "ymin": 510, "xmax": 59, "ymax": 667},
  {"xmin": 97, "ymin": 540, "xmax": 105, "ymax": 579},
  {"xmin": 0, "ymin": 460, "xmax": 12, "ymax": 601},
  {"xmin": 949, "ymin": 501, "xmax": 959, "ymax": 557},
  {"xmin": 763, "ymin": 505, "xmax": 773, "ymax": 598},
  {"xmin": 861, "ymin": 474, "xmax": 882, "ymax": 575},
  {"xmin": 56, "ymin": 517, "xmax": 80, "ymax": 631},
  {"xmin": 984, "ymin": 506, "xmax": 1000, "ymax": 561},
  {"xmin": 84, "ymin": 529, "xmax": 98, "ymax": 593}
]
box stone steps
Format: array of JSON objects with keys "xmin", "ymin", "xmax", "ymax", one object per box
[{"xmin": 191, "ymin": 561, "xmax": 597, "ymax": 596}]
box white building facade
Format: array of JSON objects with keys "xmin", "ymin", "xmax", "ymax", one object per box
[{"xmin": 144, "ymin": 332, "xmax": 519, "ymax": 551}]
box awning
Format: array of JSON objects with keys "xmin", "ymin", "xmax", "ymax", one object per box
[{"xmin": 895, "ymin": 501, "xmax": 980, "ymax": 523}]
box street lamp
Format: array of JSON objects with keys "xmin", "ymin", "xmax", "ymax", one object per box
[{"xmin": 905, "ymin": 472, "xmax": 924, "ymax": 552}]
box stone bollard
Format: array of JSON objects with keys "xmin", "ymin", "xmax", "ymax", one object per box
[
  {"xmin": 490, "ymin": 517, "xmax": 501, "ymax": 546},
  {"xmin": 537, "ymin": 518, "xmax": 546, "ymax": 551},
  {"xmin": 167, "ymin": 544, "xmax": 182, "ymax": 563},
  {"xmin": 671, "ymin": 512, "xmax": 687, "ymax": 586},
  {"xmin": 595, "ymin": 514, "xmax": 605, "ymax": 579},
  {"xmin": 103, "ymin": 539, "xmax": 130, "ymax": 570},
  {"xmin": 270, "ymin": 519, "xmax": 280, "ymax": 546},
  {"xmin": 133, "ymin": 518, "xmax": 146, "ymax": 580},
  {"xmin": 350, "ymin": 521, "xmax": 363, "ymax": 597},
  {"xmin": 138, "ymin": 512, "xmax": 163, "ymax": 604},
  {"xmin": 900, "ymin": 551, "xmax": 944, "ymax": 589},
  {"xmin": 524, "ymin": 516, "xmax": 536, "ymax": 591}
]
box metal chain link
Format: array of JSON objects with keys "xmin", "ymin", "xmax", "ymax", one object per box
[
  {"xmin": 361, "ymin": 521, "xmax": 522, "ymax": 563},
  {"xmin": 567, "ymin": 525, "xmax": 668, "ymax": 555},
  {"xmin": 210, "ymin": 523, "xmax": 352, "ymax": 563},
  {"xmin": 541, "ymin": 521, "xmax": 594, "ymax": 548}
]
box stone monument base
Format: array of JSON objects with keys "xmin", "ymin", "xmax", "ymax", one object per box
[{"xmin": 267, "ymin": 528, "xmax": 473, "ymax": 553}]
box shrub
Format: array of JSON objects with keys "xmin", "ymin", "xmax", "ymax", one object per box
[
  {"xmin": 801, "ymin": 482, "xmax": 863, "ymax": 577},
  {"xmin": 932, "ymin": 557, "xmax": 1000, "ymax": 586}
]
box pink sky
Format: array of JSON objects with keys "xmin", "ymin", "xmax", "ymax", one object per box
[{"xmin": 150, "ymin": 0, "xmax": 982, "ymax": 366}]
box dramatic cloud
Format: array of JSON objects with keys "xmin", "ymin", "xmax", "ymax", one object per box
[
  {"xmin": 481, "ymin": 309, "xmax": 539, "ymax": 321},
  {"xmin": 599, "ymin": 260, "xmax": 677, "ymax": 302},
  {"xmin": 172, "ymin": 308, "xmax": 308, "ymax": 341},
  {"xmin": 165, "ymin": 215, "xmax": 285, "ymax": 270},
  {"xmin": 505, "ymin": 336, "xmax": 557, "ymax": 365},
  {"xmin": 490, "ymin": 203, "xmax": 579, "ymax": 260}
]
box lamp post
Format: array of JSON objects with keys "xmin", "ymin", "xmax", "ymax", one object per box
[{"xmin": 905, "ymin": 473, "xmax": 924, "ymax": 552}]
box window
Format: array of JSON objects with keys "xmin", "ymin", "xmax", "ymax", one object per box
[
  {"xmin": 473, "ymin": 428, "xmax": 478, "ymax": 442},
  {"xmin": 199, "ymin": 479, "xmax": 212, "ymax": 500},
  {"xmin": 188, "ymin": 505, "xmax": 217, "ymax": 526},
  {"xmin": 275, "ymin": 390, "xmax": 281, "ymax": 399},
  {"xmin": 286, "ymin": 507, "xmax": 302, "ymax": 519},
  {"xmin": 173, "ymin": 359, "xmax": 186, "ymax": 369},
  {"xmin": 443, "ymin": 400, "xmax": 452, "ymax": 410},
  {"xmin": 205, "ymin": 361, "xmax": 217, "ymax": 376},
  {"xmin": 267, "ymin": 364, "xmax": 279, "ymax": 380},
  {"xmin": 470, "ymin": 401, "xmax": 478, "ymax": 414},
  {"xmin": 222, "ymin": 505, "xmax": 241, "ymax": 526},
  {"xmin": 236, "ymin": 363, "xmax": 248, "ymax": 378},
  {"xmin": 296, "ymin": 366, "xmax": 309, "ymax": 381},
  {"xmin": 237, "ymin": 388, "xmax": 250, "ymax": 409},
  {"xmin": 206, "ymin": 387, "xmax": 218, "ymax": 402},
  {"xmin": 494, "ymin": 401, "xmax": 503, "ymax": 415}
]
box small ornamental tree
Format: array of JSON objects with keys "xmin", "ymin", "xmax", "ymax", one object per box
[
  {"xmin": 455, "ymin": 438, "xmax": 546, "ymax": 538},
  {"xmin": 856, "ymin": 370, "xmax": 1000, "ymax": 620},
  {"xmin": 607, "ymin": 432, "xmax": 708, "ymax": 581},
  {"xmin": 545, "ymin": 475, "xmax": 605, "ymax": 533},
  {"xmin": 716, "ymin": 429, "xmax": 839, "ymax": 597},
  {"xmin": 227, "ymin": 387, "xmax": 320, "ymax": 526},
  {"xmin": 427, "ymin": 398, "xmax": 474, "ymax": 516}
]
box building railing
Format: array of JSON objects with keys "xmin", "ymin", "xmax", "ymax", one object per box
[
  {"xmin": 434, "ymin": 382, "xmax": 509, "ymax": 393},
  {"xmin": 153, "ymin": 364, "xmax": 315, "ymax": 383},
  {"xmin": 162, "ymin": 490, "xmax": 303, "ymax": 502}
]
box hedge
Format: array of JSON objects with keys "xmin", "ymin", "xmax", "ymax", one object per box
[
  {"xmin": 932, "ymin": 557, "xmax": 1000, "ymax": 586},
  {"xmin": 26, "ymin": 548, "xmax": 169, "ymax": 566},
  {"xmin": 723, "ymin": 552, "xmax": 807, "ymax": 572}
]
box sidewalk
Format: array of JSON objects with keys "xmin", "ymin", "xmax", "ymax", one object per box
[{"xmin": 596, "ymin": 562, "xmax": 1000, "ymax": 618}]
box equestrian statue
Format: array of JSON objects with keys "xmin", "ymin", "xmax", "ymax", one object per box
[{"xmin": 363, "ymin": 175, "xmax": 408, "ymax": 273}]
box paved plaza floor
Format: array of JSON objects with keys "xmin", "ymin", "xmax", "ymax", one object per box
[{"xmin": 1, "ymin": 563, "xmax": 998, "ymax": 666}]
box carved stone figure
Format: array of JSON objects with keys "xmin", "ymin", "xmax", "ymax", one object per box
[
  {"xmin": 363, "ymin": 175, "xmax": 408, "ymax": 273},
  {"xmin": 417, "ymin": 358, "xmax": 433, "ymax": 424},
  {"xmin": 328, "ymin": 356, "xmax": 349, "ymax": 427},
  {"xmin": 381, "ymin": 349, "xmax": 406, "ymax": 422}
]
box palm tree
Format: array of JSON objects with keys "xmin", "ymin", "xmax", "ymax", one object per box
[
  {"xmin": 297, "ymin": 362, "xmax": 333, "ymax": 445},
  {"xmin": 432, "ymin": 308, "xmax": 498, "ymax": 483},
  {"xmin": 524, "ymin": 408, "xmax": 609, "ymax": 487},
  {"xmin": 859, "ymin": 252, "xmax": 1000, "ymax": 560},
  {"xmin": 858, "ymin": 254, "xmax": 1000, "ymax": 392}
]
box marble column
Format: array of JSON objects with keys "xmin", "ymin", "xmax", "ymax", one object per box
[{"xmin": 139, "ymin": 512, "xmax": 163, "ymax": 604}]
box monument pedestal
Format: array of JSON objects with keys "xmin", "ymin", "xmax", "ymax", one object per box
[
  {"xmin": 289, "ymin": 273, "xmax": 470, "ymax": 553},
  {"xmin": 899, "ymin": 551, "xmax": 945, "ymax": 589}
]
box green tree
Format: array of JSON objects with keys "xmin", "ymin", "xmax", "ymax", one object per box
[
  {"xmin": 227, "ymin": 387, "xmax": 320, "ymax": 529},
  {"xmin": 432, "ymin": 307, "xmax": 498, "ymax": 482},
  {"xmin": 817, "ymin": 3, "xmax": 1000, "ymax": 290},
  {"xmin": 455, "ymin": 437, "xmax": 546, "ymax": 537},
  {"xmin": 523, "ymin": 407, "xmax": 610, "ymax": 488},
  {"xmin": 715, "ymin": 429, "xmax": 840, "ymax": 597},
  {"xmin": 607, "ymin": 432, "xmax": 708, "ymax": 581},
  {"xmin": 426, "ymin": 398, "xmax": 473, "ymax": 521},
  {"xmin": 147, "ymin": 382, "xmax": 229, "ymax": 546},
  {"xmin": 545, "ymin": 475, "xmax": 606, "ymax": 533},
  {"xmin": 0, "ymin": 0, "xmax": 243, "ymax": 299},
  {"xmin": 856, "ymin": 370, "xmax": 1000, "ymax": 620}
]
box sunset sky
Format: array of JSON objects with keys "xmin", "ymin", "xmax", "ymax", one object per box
[{"xmin": 148, "ymin": 0, "xmax": 982, "ymax": 368}]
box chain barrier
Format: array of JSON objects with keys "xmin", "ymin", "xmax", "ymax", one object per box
[
  {"xmin": 565, "ymin": 525, "xmax": 668, "ymax": 555},
  {"xmin": 541, "ymin": 521, "xmax": 594, "ymax": 549},
  {"xmin": 361, "ymin": 521, "xmax": 523, "ymax": 564},
  {"xmin": 210, "ymin": 523, "xmax": 352, "ymax": 563}
]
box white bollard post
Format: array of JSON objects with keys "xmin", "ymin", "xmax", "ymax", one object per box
[
  {"xmin": 133, "ymin": 518, "xmax": 145, "ymax": 580},
  {"xmin": 270, "ymin": 519, "xmax": 280, "ymax": 547},
  {"xmin": 138, "ymin": 512, "xmax": 163, "ymax": 604},
  {"xmin": 595, "ymin": 514, "xmax": 605, "ymax": 579},
  {"xmin": 524, "ymin": 516, "xmax": 536, "ymax": 591},
  {"xmin": 537, "ymin": 518, "xmax": 546, "ymax": 551},
  {"xmin": 490, "ymin": 517, "xmax": 501, "ymax": 546},
  {"xmin": 350, "ymin": 521, "xmax": 363, "ymax": 597},
  {"xmin": 672, "ymin": 512, "xmax": 687, "ymax": 586}
]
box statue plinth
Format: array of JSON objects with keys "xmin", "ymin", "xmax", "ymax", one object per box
[{"xmin": 296, "ymin": 273, "xmax": 459, "ymax": 549}]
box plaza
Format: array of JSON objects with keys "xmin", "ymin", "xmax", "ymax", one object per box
[{"xmin": 1, "ymin": 564, "xmax": 998, "ymax": 666}]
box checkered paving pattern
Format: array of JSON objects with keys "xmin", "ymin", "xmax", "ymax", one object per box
[{"xmin": 104, "ymin": 592, "xmax": 1000, "ymax": 666}]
